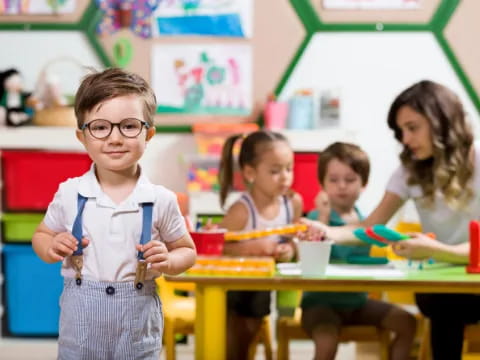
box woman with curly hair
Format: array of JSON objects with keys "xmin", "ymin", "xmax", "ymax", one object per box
[{"xmin": 302, "ymin": 80, "xmax": 480, "ymax": 360}]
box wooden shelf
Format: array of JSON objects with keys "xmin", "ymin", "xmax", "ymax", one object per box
[{"xmin": 0, "ymin": 126, "xmax": 84, "ymax": 151}]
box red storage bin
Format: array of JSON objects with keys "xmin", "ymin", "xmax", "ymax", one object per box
[
  {"xmin": 291, "ymin": 152, "xmax": 321, "ymax": 213},
  {"xmin": 1, "ymin": 150, "xmax": 92, "ymax": 211},
  {"xmin": 190, "ymin": 231, "xmax": 225, "ymax": 255}
]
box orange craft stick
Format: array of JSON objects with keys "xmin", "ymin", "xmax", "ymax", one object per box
[{"xmin": 224, "ymin": 224, "xmax": 307, "ymax": 241}]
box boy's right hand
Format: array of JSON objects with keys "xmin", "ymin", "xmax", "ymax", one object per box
[
  {"xmin": 47, "ymin": 232, "xmax": 89, "ymax": 262},
  {"xmin": 314, "ymin": 191, "xmax": 331, "ymax": 218}
]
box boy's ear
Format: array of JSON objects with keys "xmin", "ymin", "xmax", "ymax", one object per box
[
  {"xmin": 146, "ymin": 126, "xmax": 155, "ymax": 141},
  {"xmin": 76, "ymin": 129, "xmax": 86, "ymax": 146}
]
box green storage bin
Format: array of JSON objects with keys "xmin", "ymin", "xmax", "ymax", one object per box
[{"xmin": 2, "ymin": 213, "xmax": 44, "ymax": 242}]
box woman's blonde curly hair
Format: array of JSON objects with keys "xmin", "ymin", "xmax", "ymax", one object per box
[{"xmin": 387, "ymin": 80, "xmax": 474, "ymax": 210}]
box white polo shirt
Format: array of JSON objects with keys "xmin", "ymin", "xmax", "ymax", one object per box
[{"xmin": 43, "ymin": 164, "xmax": 187, "ymax": 282}]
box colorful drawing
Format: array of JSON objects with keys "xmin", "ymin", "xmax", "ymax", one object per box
[
  {"xmin": 0, "ymin": 0, "xmax": 75, "ymax": 14},
  {"xmin": 152, "ymin": 44, "xmax": 252, "ymax": 115},
  {"xmin": 153, "ymin": 0, "xmax": 253, "ymax": 37},
  {"xmin": 95, "ymin": 0, "xmax": 161, "ymax": 39}
]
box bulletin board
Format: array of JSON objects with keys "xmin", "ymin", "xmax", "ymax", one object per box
[
  {"xmin": 0, "ymin": 0, "xmax": 305, "ymax": 132},
  {"xmin": 95, "ymin": 0, "xmax": 305, "ymax": 132},
  {"xmin": 2, "ymin": 0, "xmax": 480, "ymax": 133}
]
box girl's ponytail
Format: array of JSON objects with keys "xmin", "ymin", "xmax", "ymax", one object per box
[{"xmin": 219, "ymin": 134, "xmax": 243, "ymax": 207}]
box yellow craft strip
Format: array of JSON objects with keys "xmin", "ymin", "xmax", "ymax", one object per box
[{"xmin": 224, "ymin": 224, "xmax": 307, "ymax": 241}]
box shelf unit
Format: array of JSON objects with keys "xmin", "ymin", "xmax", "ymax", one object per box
[
  {"xmin": 0, "ymin": 126, "xmax": 358, "ymax": 152},
  {"xmin": 0, "ymin": 126, "xmax": 83, "ymax": 151}
]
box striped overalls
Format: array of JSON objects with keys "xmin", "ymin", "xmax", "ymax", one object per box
[{"xmin": 58, "ymin": 194, "xmax": 163, "ymax": 360}]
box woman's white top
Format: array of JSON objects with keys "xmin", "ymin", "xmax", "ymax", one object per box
[{"xmin": 386, "ymin": 141, "xmax": 480, "ymax": 245}]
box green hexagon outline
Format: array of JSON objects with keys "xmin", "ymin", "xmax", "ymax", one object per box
[
  {"xmin": 0, "ymin": 3, "xmax": 198, "ymax": 133},
  {"xmin": 277, "ymin": 0, "xmax": 480, "ymax": 114},
  {"xmin": 0, "ymin": 2, "xmax": 112, "ymax": 67}
]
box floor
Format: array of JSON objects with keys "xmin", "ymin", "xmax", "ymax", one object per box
[{"xmin": 0, "ymin": 338, "xmax": 382, "ymax": 359}]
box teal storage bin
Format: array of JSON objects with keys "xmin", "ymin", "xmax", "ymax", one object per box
[{"xmin": 2, "ymin": 244, "xmax": 63, "ymax": 336}]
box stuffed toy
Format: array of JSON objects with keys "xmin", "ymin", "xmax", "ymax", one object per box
[{"xmin": 0, "ymin": 68, "xmax": 37, "ymax": 127}]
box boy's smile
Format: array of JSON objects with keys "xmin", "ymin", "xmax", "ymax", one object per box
[{"xmin": 76, "ymin": 94, "xmax": 154, "ymax": 176}]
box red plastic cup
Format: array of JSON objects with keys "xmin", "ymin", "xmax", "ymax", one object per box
[{"xmin": 190, "ymin": 230, "xmax": 225, "ymax": 256}]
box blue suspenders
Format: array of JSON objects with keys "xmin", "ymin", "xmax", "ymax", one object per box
[
  {"xmin": 72, "ymin": 194, "xmax": 88, "ymax": 256},
  {"xmin": 135, "ymin": 202, "xmax": 153, "ymax": 289},
  {"xmin": 137, "ymin": 202, "xmax": 153, "ymax": 260},
  {"xmin": 70, "ymin": 194, "xmax": 154, "ymax": 288}
]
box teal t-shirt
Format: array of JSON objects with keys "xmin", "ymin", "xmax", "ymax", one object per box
[{"xmin": 301, "ymin": 208, "xmax": 369, "ymax": 309}]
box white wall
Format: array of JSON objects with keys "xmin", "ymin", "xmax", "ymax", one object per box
[
  {"xmin": 4, "ymin": 31, "xmax": 480, "ymax": 219},
  {"xmin": 0, "ymin": 31, "xmax": 103, "ymax": 95},
  {"xmin": 278, "ymin": 32, "xmax": 480, "ymax": 215}
]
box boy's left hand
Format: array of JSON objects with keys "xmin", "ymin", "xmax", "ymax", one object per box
[
  {"xmin": 137, "ymin": 240, "xmax": 170, "ymax": 273},
  {"xmin": 274, "ymin": 242, "xmax": 295, "ymax": 262}
]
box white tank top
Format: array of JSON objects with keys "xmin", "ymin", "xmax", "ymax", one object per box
[{"xmin": 238, "ymin": 192, "xmax": 293, "ymax": 243}]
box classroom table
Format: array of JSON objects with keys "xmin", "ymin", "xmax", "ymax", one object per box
[{"xmin": 165, "ymin": 263, "xmax": 480, "ymax": 360}]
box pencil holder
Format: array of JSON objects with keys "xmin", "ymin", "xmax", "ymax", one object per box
[
  {"xmin": 287, "ymin": 91, "xmax": 314, "ymax": 130},
  {"xmin": 264, "ymin": 100, "xmax": 288, "ymax": 130}
]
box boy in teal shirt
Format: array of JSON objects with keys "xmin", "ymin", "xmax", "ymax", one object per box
[{"xmin": 301, "ymin": 142, "xmax": 416, "ymax": 360}]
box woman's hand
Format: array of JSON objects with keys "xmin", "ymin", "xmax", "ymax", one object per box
[
  {"xmin": 297, "ymin": 218, "xmax": 327, "ymax": 241},
  {"xmin": 392, "ymin": 233, "xmax": 436, "ymax": 260}
]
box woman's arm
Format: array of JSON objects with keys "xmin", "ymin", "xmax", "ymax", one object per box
[
  {"xmin": 303, "ymin": 191, "xmax": 405, "ymax": 244},
  {"xmin": 393, "ymin": 234, "xmax": 470, "ymax": 264}
]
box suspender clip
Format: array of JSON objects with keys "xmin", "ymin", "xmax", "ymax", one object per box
[
  {"xmin": 71, "ymin": 255, "xmax": 83, "ymax": 286},
  {"xmin": 135, "ymin": 260, "xmax": 148, "ymax": 290}
]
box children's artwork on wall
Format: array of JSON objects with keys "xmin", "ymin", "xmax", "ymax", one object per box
[
  {"xmin": 323, "ymin": 0, "xmax": 420, "ymax": 10},
  {"xmin": 152, "ymin": 0, "xmax": 253, "ymax": 38},
  {"xmin": 0, "ymin": 0, "xmax": 76, "ymax": 14},
  {"xmin": 152, "ymin": 44, "xmax": 252, "ymax": 115},
  {"xmin": 95, "ymin": 0, "xmax": 161, "ymax": 39}
]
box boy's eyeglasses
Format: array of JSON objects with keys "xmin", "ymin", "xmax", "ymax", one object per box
[{"xmin": 80, "ymin": 118, "xmax": 150, "ymax": 140}]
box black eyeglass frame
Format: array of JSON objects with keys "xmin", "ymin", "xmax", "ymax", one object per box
[{"xmin": 80, "ymin": 118, "xmax": 151, "ymax": 140}]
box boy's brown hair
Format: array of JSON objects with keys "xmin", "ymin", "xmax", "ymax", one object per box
[
  {"xmin": 74, "ymin": 68, "xmax": 157, "ymax": 128},
  {"xmin": 318, "ymin": 142, "xmax": 370, "ymax": 186}
]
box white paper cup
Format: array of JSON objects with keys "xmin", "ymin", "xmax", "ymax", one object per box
[{"xmin": 298, "ymin": 240, "xmax": 332, "ymax": 277}]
